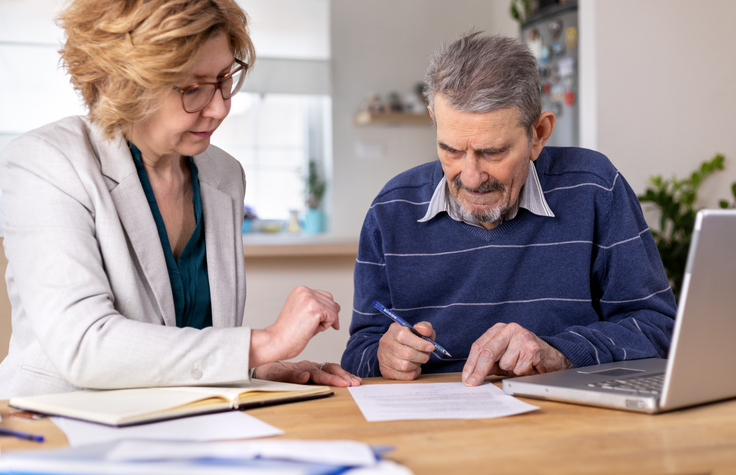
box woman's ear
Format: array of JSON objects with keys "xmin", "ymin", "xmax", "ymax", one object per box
[{"xmin": 530, "ymin": 111, "xmax": 556, "ymax": 161}]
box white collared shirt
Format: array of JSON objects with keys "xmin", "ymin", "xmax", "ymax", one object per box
[{"xmin": 418, "ymin": 160, "xmax": 555, "ymax": 227}]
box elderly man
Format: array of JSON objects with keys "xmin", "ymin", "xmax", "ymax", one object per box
[{"xmin": 341, "ymin": 33, "xmax": 676, "ymax": 386}]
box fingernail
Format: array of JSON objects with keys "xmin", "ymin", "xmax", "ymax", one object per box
[
  {"xmin": 464, "ymin": 376, "xmax": 476, "ymax": 386},
  {"xmin": 299, "ymin": 372, "xmax": 309, "ymax": 379}
]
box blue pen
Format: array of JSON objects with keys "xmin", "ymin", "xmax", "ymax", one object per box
[
  {"xmin": 0, "ymin": 427, "xmax": 44, "ymax": 443},
  {"xmin": 372, "ymin": 301, "xmax": 452, "ymax": 357}
]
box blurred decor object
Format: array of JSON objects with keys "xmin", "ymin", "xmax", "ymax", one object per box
[
  {"xmin": 259, "ymin": 220, "xmax": 283, "ymax": 234},
  {"xmin": 304, "ymin": 160, "xmax": 327, "ymax": 234},
  {"xmin": 638, "ymin": 154, "xmax": 736, "ymax": 298},
  {"xmin": 386, "ymin": 92, "xmax": 403, "ymax": 113},
  {"xmin": 287, "ymin": 210, "xmax": 302, "ymax": 234},
  {"xmin": 354, "ymin": 88, "xmax": 432, "ymax": 126},
  {"xmin": 304, "ymin": 208, "xmax": 324, "ymax": 235},
  {"xmin": 305, "ymin": 160, "xmax": 326, "ymax": 210},
  {"xmin": 242, "ymin": 205, "xmax": 257, "ymax": 233},
  {"xmin": 510, "ymin": 0, "xmax": 531, "ymax": 27}
]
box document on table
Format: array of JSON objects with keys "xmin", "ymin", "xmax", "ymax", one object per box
[
  {"xmin": 51, "ymin": 410, "xmax": 283, "ymax": 447},
  {"xmin": 0, "ymin": 439, "xmax": 405, "ymax": 475},
  {"xmin": 106, "ymin": 439, "xmax": 379, "ymax": 465},
  {"xmin": 348, "ymin": 382, "xmax": 538, "ymax": 422}
]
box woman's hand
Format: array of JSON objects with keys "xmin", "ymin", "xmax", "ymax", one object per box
[
  {"xmin": 253, "ymin": 360, "xmax": 361, "ymax": 387},
  {"xmin": 249, "ymin": 286, "xmax": 341, "ymax": 366}
]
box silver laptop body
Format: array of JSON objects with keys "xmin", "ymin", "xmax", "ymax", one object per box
[{"xmin": 503, "ymin": 209, "xmax": 736, "ymax": 413}]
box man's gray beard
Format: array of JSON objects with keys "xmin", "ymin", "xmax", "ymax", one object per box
[
  {"xmin": 451, "ymin": 175, "xmax": 509, "ymax": 226},
  {"xmin": 456, "ymin": 198, "xmax": 507, "ymax": 226}
]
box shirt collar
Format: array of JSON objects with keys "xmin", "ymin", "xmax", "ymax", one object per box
[{"xmin": 418, "ymin": 160, "xmax": 555, "ymax": 226}]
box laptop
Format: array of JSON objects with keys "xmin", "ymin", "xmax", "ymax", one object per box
[{"xmin": 503, "ymin": 209, "xmax": 736, "ymax": 413}]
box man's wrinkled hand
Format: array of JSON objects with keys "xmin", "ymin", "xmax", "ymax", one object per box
[
  {"xmin": 462, "ymin": 322, "xmax": 572, "ymax": 386},
  {"xmin": 377, "ymin": 322, "xmax": 436, "ymax": 380}
]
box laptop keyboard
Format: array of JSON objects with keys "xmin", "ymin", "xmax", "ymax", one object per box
[{"xmin": 588, "ymin": 372, "xmax": 665, "ymax": 395}]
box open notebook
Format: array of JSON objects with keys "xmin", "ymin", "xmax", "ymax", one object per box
[
  {"xmin": 503, "ymin": 209, "xmax": 736, "ymax": 413},
  {"xmin": 9, "ymin": 379, "xmax": 332, "ymax": 426}
]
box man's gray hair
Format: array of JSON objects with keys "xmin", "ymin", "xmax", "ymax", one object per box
[{"xmin": 424, "ymin": 32, "xmax": 541, "ymax": 137}]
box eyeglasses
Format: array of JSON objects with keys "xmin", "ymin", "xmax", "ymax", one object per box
[{"xmin": 173, "ymin": 59, "xmax": 248, "ymax": 113}]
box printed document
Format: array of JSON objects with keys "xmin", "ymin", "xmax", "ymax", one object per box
[{"xmin": 348, "ymin": 382, "xmax": 538, "ymax": 422}]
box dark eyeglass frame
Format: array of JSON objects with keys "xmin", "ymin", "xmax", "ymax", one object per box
[{"xmin": 173, "ymin": 58, "xmax": 248, "ymax": 113}]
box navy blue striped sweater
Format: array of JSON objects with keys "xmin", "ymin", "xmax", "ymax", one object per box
[{"xmin": 341, "ymin": 147, "xmax": 677, "ymax": 378}]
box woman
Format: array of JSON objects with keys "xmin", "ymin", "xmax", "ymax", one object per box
[{"xmin": 0, "ymin": 0, "xmax": 359, "ymax": 398}]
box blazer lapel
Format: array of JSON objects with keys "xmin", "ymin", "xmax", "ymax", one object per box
[
  {"xmin": 196, "ymin": 154, "xmax": 238, "ymax": 328},
  {"xmin": 93, "ymin": 125, "xmax": 176, "ymax": 326}
]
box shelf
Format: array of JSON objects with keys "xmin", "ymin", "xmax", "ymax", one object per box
[
  {"xmin": 353, "ymin": 111, "xmax": 433, "ymax": 126},
  {"xmin": 242, "ymin": 234, "xmax": 358, "ymax": 258}
]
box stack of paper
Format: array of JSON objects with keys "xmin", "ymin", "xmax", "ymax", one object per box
[{"xmin": 0, "ymin": 439, "xmax": 407, "ymax": 475}]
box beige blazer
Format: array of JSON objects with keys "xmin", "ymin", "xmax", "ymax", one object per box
[{"xmin": 0, "ymin": 116, "xmax": 251, "ymax": 398}]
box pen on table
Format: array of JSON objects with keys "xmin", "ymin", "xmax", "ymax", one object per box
[
  {"xmin": 372, "ymin": 301, "xmax": 452, "ymax": 357},
  {"xmin": 0, "ymin": 427, "xmax": 45, "ymax": 443}
]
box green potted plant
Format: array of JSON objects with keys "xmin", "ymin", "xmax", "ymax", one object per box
[
  {"xmin": 509, "ymin": 0, "xmax": 531, "ymax": 27},
  {"xmin": 638, "ymin": 153, "xmax": 735, "ymax": 298},
  {"xmin": 304, "ymin": 160, "xmax": 327, "ymax": 234}
]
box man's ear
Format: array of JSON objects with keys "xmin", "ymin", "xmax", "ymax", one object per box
[
  {"xmin": 428, "ymin": 105, "xmax": 434, "ymax": 121},
  {"xmin": 530, "ymin": 111, "xmax": 555, "ymax": 161}
]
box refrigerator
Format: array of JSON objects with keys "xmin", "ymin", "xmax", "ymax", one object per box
[{"xmin": 521, "ymin": 1, "xmax": 579, "ymax": 147}]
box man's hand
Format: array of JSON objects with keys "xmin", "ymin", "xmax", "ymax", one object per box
[
  {"xmin": 254, "ymin": 360, "xmax": 361, "ymax": 387},
  {"xmin": 377, "ymin": 322, "xmax": 436, "ymax": 380},
  {"xmin": 462, "ymin": 322, "xmax": 572, "ymax": 386}
]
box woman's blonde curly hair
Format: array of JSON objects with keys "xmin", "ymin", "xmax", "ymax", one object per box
[{"xmin": 57, "ymin": 0, "xmax": 255, "ymax": 140}]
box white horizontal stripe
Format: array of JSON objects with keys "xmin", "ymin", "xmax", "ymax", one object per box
[
  {"xmin": 358, "ymin": 347, "xmax": 371, "ymax": 377},
  {"xmin": 370, "ymin": 199, "xmax": 430, "ymax": 209},
  {"xmin": 353, "ymin": 307, "xmax": 381, "ymax": 316},
  {"xmin": 355, "ymin": 259, "xmax": 386, "ymax": 266},
  {"xmin": 385, "ymin": 240, "xmax": 593, "ymax": 257},
  {"xmin": 596, "ymin": 230, "xmax": 647, "ymax": 250},
  {"xmin": 569, "ymin": 331, "xmax": 600, "ymax": 364},
  {"xmin": 593, "ymin": 329, "xmax": 616, "ymax": 346},
  {"xmin": 384, "ymin": 228, "xmax": 648, "ymax": 257},
  {"xmin": 600, "ymin": 286, "xmax": 672, "ymax": 304},
  {"xmin": 545, "ymin": 172, "xmax": 620, "ymax": 194},
  {"xmin": 392, "ymin": 298, "xmax": 591, "ymax": 312}
]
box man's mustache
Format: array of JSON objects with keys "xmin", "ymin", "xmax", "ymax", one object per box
[{"xmin": 452, "ymin": 176, "xmax": 506, "ymax": 193}]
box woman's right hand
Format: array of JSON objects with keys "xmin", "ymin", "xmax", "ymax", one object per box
[
  {"xmin": 253, "ymin": 360, "xmax": 361, "ymax": 387},
  {"xmin": 249, "ymin": 286, "xmax": 341, "ymax": 367}
]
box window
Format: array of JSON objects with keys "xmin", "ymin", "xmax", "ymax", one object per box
[{"xmin": 213, "ymin": 92, "xmax": 331, "ymax": 220}]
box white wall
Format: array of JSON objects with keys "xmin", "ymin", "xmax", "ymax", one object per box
[{"xmin": 588, "ymin": 0, "xmax": 736, "ymax": 208}]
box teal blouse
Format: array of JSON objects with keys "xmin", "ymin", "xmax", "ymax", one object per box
[{"xmin": 129, "ymin": 143, "xmax": 212, "ymax": 329}]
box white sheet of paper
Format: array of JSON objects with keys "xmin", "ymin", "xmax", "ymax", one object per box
[
  {"xmin": 52, "ymin": 411, "xmax": 284, "ymax": 447},
  {"xmin": 348, "ymin": 382, "xmax": 538, "ymax": 422},
  {"xmin": 106, "ymin": 439, "xmax": 378, "ymax": 466}
]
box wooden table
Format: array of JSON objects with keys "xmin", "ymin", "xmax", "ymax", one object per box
[{"xmin": 3, "ymin": 373, "xmax": 736, "ymax": 475}]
